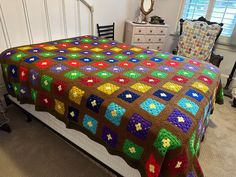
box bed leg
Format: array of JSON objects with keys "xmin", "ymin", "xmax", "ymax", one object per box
[
  {"xmin": 4, "ymin": 94, "xmax": 12, "ymax": 106},
  {"xmin": 0, "ymin": 123, "xmax": 11, "ymax": 133},
  {"xmin": 22, "ymin": 109, "xmax": 33, "ymax": 122}
]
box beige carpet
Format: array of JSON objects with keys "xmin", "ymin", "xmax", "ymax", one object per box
[{"xmin": 0, "ymin": 97, "xmax": 235, "ymax": 177}]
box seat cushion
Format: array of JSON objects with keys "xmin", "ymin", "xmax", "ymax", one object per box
[{"xmin": 177, "ymin": 20, "xmax": 221, "ymax": 60}]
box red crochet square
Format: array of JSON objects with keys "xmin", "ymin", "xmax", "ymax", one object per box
[
  {"xmin": 142, "ymin": 76, "xmax": 160, "ymax": 85},
  {"xmin": 142, "ymin": 61, "xmax": 156, "ymax": 67},
  {"xmin": 56, "ymin": 43, "xmax": 71, "ymax": 48},
  {"xmin": 53, "ymin": 80, "xmax": 67, "ymax": 95},
  {"xmin": 20, "ymin": 66, "xmax": 28, "ymax": 81},
  {"xmin": 198, "ymin": 75, "xmax": 212, "ymax": 85},
  {"xmin": 172, "ymin": 75, "xmax": 188, "ymax": 83},
  {"xmin": 195, "ymin": 159, "xmax": 203, "ymax": 176},
  {"xmin": 113, "ymin": 76, "xmax": 130, "ymax": 85},
  {"xmin": 93, "ymin": 62, "xmax": 108, "ymax": 68},
  {"xmin": 99, "ymin": 44, "xmax": 112, "ymax": 49},
  {"xmin": 34, "ymin": 43, "xmax": 48, "ymax": 48},
  {"xmin": 145, "ymin": 154, "xmax": 161, "ymax": 177},
  {"xmin": 165, "ymin": 61, "xmax": 180, "ymax": 67},
  {"xmin": 119, "ymin": 62, "xmax": 133, "ymax": 68},
  {"xmin": 39, "ymin": 92, "xmax": 53, "ymax": 107},
  {"xmin": 81, "ymin": 76, "xmax": 100, "ymax": 87},
  {"xmin": 35, "ymin": 60, "xmax": 54, "ymax": 69},
  {"xmin": 117, "ymin": 43, "xmax": 130, "ymax": 49},
  {"xmin": 65, "ymin": 60, "xmax": 83, "ymax": 67},
  {"xmin": 79, "ymin": 44, "xmax": 92, "ymax": 49},
  {"xmin": 189, "ymin": 60, "xmax": 202, "ymax": 66}
]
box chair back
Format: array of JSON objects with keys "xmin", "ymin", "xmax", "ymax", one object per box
[{"xmin": 97, "ymin": 23, "xmax": 115, "ymax": 40}]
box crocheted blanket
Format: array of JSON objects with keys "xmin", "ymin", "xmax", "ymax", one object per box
[{"xmin": 0, "ymin": 36, "xmax": 223, "ymax": 177}]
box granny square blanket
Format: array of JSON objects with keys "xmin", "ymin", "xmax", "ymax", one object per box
[{"xmin": 0, "ymin": 36, "xmax": 224, "ymax": 177}]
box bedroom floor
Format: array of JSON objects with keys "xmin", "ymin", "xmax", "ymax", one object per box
[{"xmin": 0, "ymin": 97, "xmax": 236, "ymax": 177}]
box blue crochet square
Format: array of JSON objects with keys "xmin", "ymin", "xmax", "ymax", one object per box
[
  {"xmin": 167, "ymin": 109, "xmax": 193, "ymax": 133},
  {"xmin": 105, "ymin": 102, "xmax": 126, "ymax": 126},
  {"xmin": 9, "ymin": 65, "xmax": 17, "ymax": 78},
  {"xmin": 171, "ymin": 56, "xmax": 185, "ymax": 62},
  {"xmin": 140, "ymin": 98, "xmax": 165, "ymax": 116},
  {"xmin": 150, "ymin": 57, "xmax": 163, "ymax": 63},
  {"xmin": 53, "ymin": 56, "xmax": 68, "ymax": 61},
  {"xmin": 80, "ymin": 57, "xmax": 93, "ymax": 63},
  {"xmin": 177, "ymin": 98, "xmax": 199, "ymax": 116},
  {"xmin": 83, "ymin": 114, "xmax": 98, "ymax": 134},
  {"xmin": 153, "ymin": 89, "xmax": 174, "ymax": 101},
  {"xmin": 117, "ymin": 90, "xmax": 140, "ymax": 103},
  {"xmin": 185, "ymin": 89, "xmax": 204, "ymax": 102},
  {"xmin": 24, "ymin": 56, "xmax": 39, "ymax": 63},
  {"xmin": 105, "ymin": 58, "xmax": 118, "ymax": 63},
  {"xmin": 102, "ymin": 126, "xmax": 118, "ymax": 148},
  {"xmin": 127, "ymin": 113, "xmax": 152, "ymax": 140},
  {"xmin": 86, "ymin": 94, "xmax": 104, "ymax": 113},
  {"xmin": 128, "ymin": 58, "xmax": 140, "ymax": 63},
  {"xmin": 67, "ymin": 106, "xmax": 80, "ymax": 122}
]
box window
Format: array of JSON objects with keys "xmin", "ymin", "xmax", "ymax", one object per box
[{"xmin": 182, "ymin": 0, "xmax": 236, "ymax": 38}]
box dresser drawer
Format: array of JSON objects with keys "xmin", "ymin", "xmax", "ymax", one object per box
[
  {"xmin": 156, "ymin": 28, "xmax": 168, "ymax": 35},
  {"xmin": 133, "ymin": 27, "xmax": 147, "ymax": 34},
  {"xmin": 153, "ymin": 43, "xmax": 164, "ymax": 51},
  {"xmin": 133, "ymin": 35, "xmax": 146, "ymax": 43},
  {"xmin": 145, "ymin": 36, "xmax": 156, "ymax": 43},
  {"xmin": 142, "ymin": 43, "xmax": 155, "ymax": 50},
  {"xmin": 146, "ymin": 27, "xmax": 157, "ymax": 34},
  {"xmin": 153, "ymin": 36, "xmax": 166, "ymax": 43}
]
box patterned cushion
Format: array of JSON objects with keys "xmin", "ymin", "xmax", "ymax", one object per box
[{"xmin": 177, "ymin": 20, "xmax": 221, "ymax": 60}]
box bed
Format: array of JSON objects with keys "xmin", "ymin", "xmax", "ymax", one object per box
[{"xmin": 0, "ymin": 1, "xmax": 224, "ymax": 177}]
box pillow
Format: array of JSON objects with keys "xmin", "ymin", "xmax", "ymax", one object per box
[{"xmin": 177, "ymin": 20, "xmax": 221, "ymax": 60}]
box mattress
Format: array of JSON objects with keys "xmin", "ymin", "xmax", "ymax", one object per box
[{"xmin": 0, "ymin": 35, "xmax": 224, "ymax": 177}]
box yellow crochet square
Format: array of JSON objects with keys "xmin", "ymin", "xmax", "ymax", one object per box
[
  {"xmin": 69, "ymin": 86, "xmax": 85, "ymax": 105},
  {"xmin": 162, "ymin": 82, "xmax": 183, "ymax": 92},
  {"xmin": 18, "ymin": 46, "xmax": 32, "ymax": 51},
  {"xmin": 192, "ymin": 82, "xmax": 209, "ymax": 93},
  {"xmin": 130, "ymin": 47, "xmax": 142, "ymax": 52},
  {"xmin": 97, "ymin": 83, "xmax": 120, "ymax": 95},
  {"xmin": 111, "ymin": 47, "xmax": 122, "ymax": 52},
  {"xmin": 68, "ymin": 47, "xmax": 81, "ymax": 52},
  {"xmin": 43, "ymin": 46, "xmax": 58, "ymax": 50},
  {"xmin": 91, "ymin": 47, "xmax": 103, "ymax": 52},
  {"xmin": 55, "ymin": 99, "xmax": 65, "ymax": 115},
  {"xmin": 130, "ymin": 83, "xmax": 152, "ymax": 93}
]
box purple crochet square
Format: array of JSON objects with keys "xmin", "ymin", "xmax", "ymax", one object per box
[
  {"xmin": 80, "ymin": 65, "xmax": 97, "ymax": 72},
  {"xmin": 102, "ymin": 126, "xmax": 118, "ymax": 148},
  {"xmin": 143, "ymin": 50, "xmax": 154, "ymax": 55},
  {"xmin": 109, "ymin": 41, "xmax": 117, "ymax": 45},
  {"xmin": 108, "ymin": 66, "xmax": 124, "ymax": 73},
  {"xmin": 198, "ymin": 117, "xmax": 204, "ymax": 135},
  {"xmin": 28, "ymin": 48, "xmax": 42, "ymax": 53},
  {"xmin": 92, "ymin": 42, "xmax": 99, "ymax": 46},
  {"xmin": 184, "ymin": 64, "xmax": 199, "ymax": 71},
  {"xmin": 167, "ymin": 109, "xmax": 193, "ymax": 133},
  {"xmin": 127, "ymin": 113, "xmax": 152, "ymax": 140},
  {"xmin": 50, "ymin": 64, "xmax": 68, "ymax": 74},
  {"xmin": 72, "ymin": 41, "xmax": 80, "ymax": 45},
  {"xmin": 2, "ymin": 50, "xmax": 16, "ymax": 58},
  {"xmin": 159, "ymin": 65, "xmax": 174, "ymax": 72},
  {"xmin": 19, "ymin": 85, "xmax": 30, "ymax": 98},
  {"xmin": 103, "ymin": 51, "xmax": 114, "ymax": 56},
  {"xmin": 205, "ymin": 63, "xmax": 219, "ymax": 73},
  {"xmin": 123, "ymin": 50, "xmax": 134, "ymax": 56},
  {"xmin": 29, "ymin": 69, "xmax": 40, "ymax": 86},
  {"xmin": 80, "ymin": 51, "xmax": 92, "ymax": 55},
  {"xmin": 134, "ymin": 66, "xmax": 149, "ymax": 73},
  {"xmin": 55, "ymin": 49, "xmax": 68, "ymax": 54}
]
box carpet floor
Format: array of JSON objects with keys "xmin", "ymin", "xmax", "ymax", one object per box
[{"xmin": 0, "ymin": 97, "xmax": 235, "ymax": 177}]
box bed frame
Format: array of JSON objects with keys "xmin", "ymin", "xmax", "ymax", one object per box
[{"xmin": 0, "ymin": 1, "xmax": 140, "ymax": 176}]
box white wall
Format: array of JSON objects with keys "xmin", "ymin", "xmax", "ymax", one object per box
[{"xmin": 152, "ymin": 0, "xmax": 236, "ymax": 88}]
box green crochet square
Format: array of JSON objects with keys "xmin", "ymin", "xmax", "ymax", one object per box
[
  {"xmin": 39, "ymin": 52, "xmax": 55, "ymax": 57},
  {"xmin": 12, "ymin": 83, "xmax": 20, "ymax": 95},
  {"xmin": 66, "ymin": 53, "xmax": 81, "ymax": 58},
  {"xmin": 41, "ymin": 75, "xmax": 53, "ymax": 91},
  {"xmin": 151, "ymin": 71, "xmax": 168, "ymax": 78},
  {"xmin": 62, "ymin": 39, "xmax": 73, "ymax": 43},
  {"xmin": 156, "ymin": 53, "xmax": 169, "ymax": 58},
  {"xmin": 92, "ymin": 54, "xmax": 106, "ymax": 60},
  {"xmin": 177, "ymin": 69, "xmax": 194, "ymax": 78},
  {"xmin": 2, "ymin": 64, "xmax": 8, "ymax": 77},
  {"xmin": 189, "ymin": 131, "xmax": 196, "ymax": 156},
  {"xmin": 81, "ymin": 38, "xmax": 93, "ymax": 43},
  {"xmin": 114, "ymin": 54, "xmax": 128, "ymax": 60},
  {"xmin": 99, "ymin": 38, "xmax": 109, "ymax": 43},
  {"xmin": 154, "ymin": 128, "xmax": 181, "ymax": 156},
  {"xmin": 123, "ymin": 139, "xmax": 143, "ymax": 160},
  {"xmin": 64, "ymin": 70, "xmax": 84, "ymax": 80},
  {"xmin": 31, "ymin": 89, "xmax": 38, "ymax": 103},
  {"xmin": 136, "ymin": 54, "xmax": 148, "ymax": 59},
  {"xmin": 195, "ymin": 137, "xmax": 201, "ymax": 155},
  {"xmin": 202, "ymin": 69, "xmax": 216, "ymax": 79},
  {"xmin": 96, "ymin": 71, "xmax": 113, "ymax": 78},
  {"xmin": 124, "ymin": 70, "xmax": 141, "ymax": 79},
  {"xmin": 11, "ymin": 52, "xmax": 28, "ymax": 61}
]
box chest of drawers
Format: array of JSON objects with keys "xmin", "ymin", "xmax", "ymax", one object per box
[{"xmin": 124, "ymin": 20, "xmax": 169, "ymax": 51}]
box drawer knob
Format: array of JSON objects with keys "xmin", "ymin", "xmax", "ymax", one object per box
[
  {"xmin": 150, "ymin": 30, "xmax": 153, "ymax": 33},
  {"xmin": 157, "ymin": 46, "xmax": 160, "ymax": 49},
  {"xmin": 159, "ymin": 38, "xmax": 161, "ymax": 41},
  {"xmin": 139, "ymin": 30, "xmax": 141, "ymax": 32},
  {"xmin": 148, "ymin": 39, "xmax": 151, "ymax": 41},
  {"xmin": 160, "ymin": 30, "xmax": 163, "ymax": 33},
  {"xmin": 147, "ymin": 46, "xmax": 150, "ymax": 49},
  {"xmin": 138, "ymin": 38, "xmax": 140, "ymax": 41}
]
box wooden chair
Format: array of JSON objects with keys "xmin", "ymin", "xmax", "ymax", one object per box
[
  {"xmin": 97, "ymin": 23, "xmax": 115, "ymax": 40},
  {"xmin": 173, "ymin": 16, "xmax": 224, "ymax": 67}
]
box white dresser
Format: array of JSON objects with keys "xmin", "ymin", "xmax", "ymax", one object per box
[{"xmin": 124, "ymin": 20, "xmax": 169, "ymax": 51}]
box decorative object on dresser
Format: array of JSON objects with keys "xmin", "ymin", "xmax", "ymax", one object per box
[
  {"xmin": 149, "ymin": 16, "xmax": 165, "ymax": 24},
  {"xmin": 97, "ymin": 23, "xmax": 115, "ymax": 40},
  {"xmin": 140, "ymin": 0, "xmax": 155, "ymax": 22},
  {"xmin": 173, "ymin": 16, "xmax": 224, "ymax": 67},
  {"xmin": 124, "ymin": 20, "xmax": 169, "ymax": 51}
]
